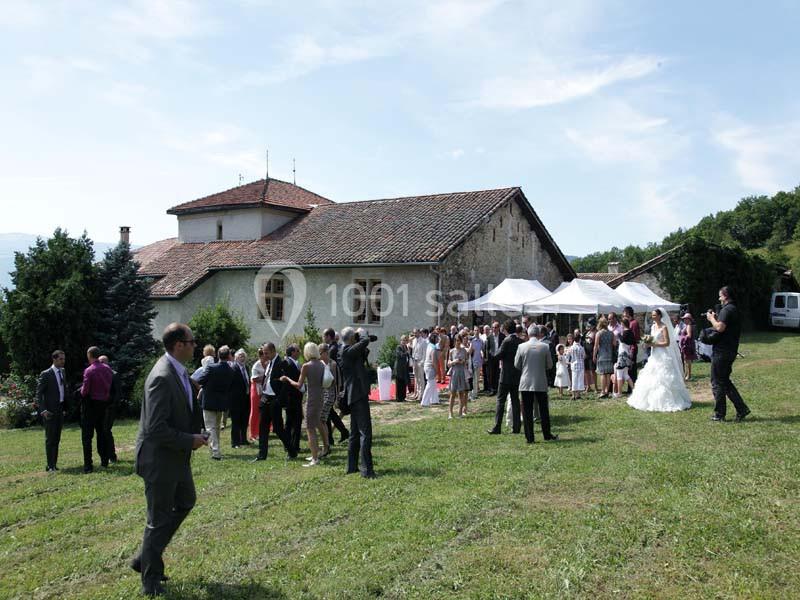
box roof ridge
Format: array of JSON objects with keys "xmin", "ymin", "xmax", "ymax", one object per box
[{"xmin": 312, "ymin": 186, "xmax": 520, "ymax": 208}]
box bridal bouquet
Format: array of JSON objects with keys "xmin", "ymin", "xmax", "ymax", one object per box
[{"xmin": 642, "ymin": 334, "xmax": 655, "ymax": 346}]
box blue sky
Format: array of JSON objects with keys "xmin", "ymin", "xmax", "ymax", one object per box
[{"xmin": 2, "ymin": 0, "xmax": 799, "ymax": 256}]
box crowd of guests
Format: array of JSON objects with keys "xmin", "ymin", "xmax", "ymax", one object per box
[{"xmin": 35, "ymin": 308, "xmax": 706, "ymax": 472}]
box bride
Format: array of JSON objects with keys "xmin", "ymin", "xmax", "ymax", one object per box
[{"xmin": 627, "ymin": 307, "xmax": 691, "ymax": 412}]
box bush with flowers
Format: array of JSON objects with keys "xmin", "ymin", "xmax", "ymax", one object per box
[{"xmin": 0, "ymin": 373, "xmax": 38, "ymax": 428}]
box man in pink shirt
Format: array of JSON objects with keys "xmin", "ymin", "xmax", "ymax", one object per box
[{"xmin": 80, "ymin": 345, "xmax": 114, "ymax": 472}]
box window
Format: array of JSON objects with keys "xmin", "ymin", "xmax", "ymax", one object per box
[
  {"xmin": 789, "ymin": 296, "xmax": 799, "ymax": 309},
  {"xmin": 216, "ymin": 222, "xmax": 223, "ymax": 241},
  {"xmin": 352, "ymin": 279, "xmax": 383, "ymax": 324},
  {"xmin": 258, "ymin": 275, "xmax": 285, "ymax": 320},
  {"xmin": 492, "ymin": 228, "xmax": 496, "ymax": 243},
  {"xmin": 774, "ymin": 295, "xmax": 785, "ymax": 308}
]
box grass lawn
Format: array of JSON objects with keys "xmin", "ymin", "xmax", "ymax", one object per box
[{"xmin": 1, "ymin": 331, "xmax": 799, "ymax": 599}]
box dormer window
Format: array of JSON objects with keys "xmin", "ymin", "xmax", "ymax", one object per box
[{"xmin": 216, "ymin": 221, "xmax": 223, "ymax": 240}]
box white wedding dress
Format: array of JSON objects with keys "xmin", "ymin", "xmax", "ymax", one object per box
[{"xmin": 627, "ymin": 322, "xmax": 691, "ymax": 412}]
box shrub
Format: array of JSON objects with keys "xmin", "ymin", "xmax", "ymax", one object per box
[
  {"xmin": 188, "ymin": 301, "xmax": 250, "ymax": 367},
  {"xmin": 130, "ymin": 353, "xmax": 161, "ymax": 417},
  {"xmin": 303, "ymin": 304, "xmax": 322, "ymax": 344},
  {"xmin": 377, "ymin": 336, "xmax": 399, "ymax": 373},
  {"xmin": 0, "ymin": 373, "xmax": 38, "ymax": 428}
]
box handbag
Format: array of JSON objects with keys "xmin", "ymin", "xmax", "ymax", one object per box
[{"xmin": 322, "ymin": 363, "xmax": 334, "ymax": 388}]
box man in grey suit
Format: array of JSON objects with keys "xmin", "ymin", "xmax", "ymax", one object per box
[
  {"xmin": 515, "ymin": 325, "xmax": 558, "ymax": 443},
  {"xmin": 36, "ymin": 349, "xmax": 67, "ymax": 472},
  {"xmin": 131, "ymin": 323, "xmax": 207, "ymax": 597}
]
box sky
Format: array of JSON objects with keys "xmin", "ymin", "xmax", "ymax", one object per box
[{"xmin": 1, "ymin": 0, "xmax": 800, "ymax": 256}]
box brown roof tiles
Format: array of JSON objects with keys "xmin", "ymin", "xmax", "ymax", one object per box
[
  {"xmin": 167, "ymin": 178, "xmax": 333, "ymax": 215},
  {"xmin": 139, "ymin": 187, "xmax": 574, "ymax": 298}
]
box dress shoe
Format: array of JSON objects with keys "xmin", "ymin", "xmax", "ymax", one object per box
[
  {"xmin": 362, "ymin": 472, "xmax": 377, "ymax": 479},
  {"xmin": 545, "ymin": 434, "xmax": 559, "ymax": 441},
  {"xmin": 735, "ymin": 409, "xmax": 751, "ymax": 422},
  {"xmin": 250, "ymin": 456, "xmax": 266, "ymax": 462},
  {"xmin": 46, "ymin": 466, "xmax": 55, "ymax": 473},
  {"xmin": 346, "ymin": 469, "xmax": 359, "ymax": 475},
  {"xmin": 211, "ymin": 455, "xmax": 222, "ymax": 461},
  {"xmin": 83, "ymin": 465, "xmax": 93, "ymax": 474},
  {"xmin": 487, "ymin": 429, "xmax": 501, "ymax": 435},
  {"xmin": 710, "ymin": 413, "xmax": 726, "ymax": 422},
  {"xmin": 319, "ymin": 448, "xmax": 331, "ymax": 459},
  {"xmin": 232, "ymin": 445, "xmax": 240, "ymax": 449},
  {"xmin": 130, "ymin": 557, "xmax": 169, "ymax": 582},
  {"xmin": 101, "ymin": 461, "xmax": 109, "ymax": 468}
]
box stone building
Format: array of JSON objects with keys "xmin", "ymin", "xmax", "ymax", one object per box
[{"xmin": 135, "ymin": 178, "xmax": 575, "ymax": 345}]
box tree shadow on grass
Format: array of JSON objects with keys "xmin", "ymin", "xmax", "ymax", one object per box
[
  {"xmin": 57, "ymin": 464, "xmax": 135, "ymax": 477},
  {"xmin": 171, "ymin": 579, "xmax": 288, "ymax": 599},
  {"xmin": 550, "ymin": 414, "xmax": 594, "ymax": 427},
  {"xmin": 548, "ymin": 435, "xmax": 603, "ymax": 445}
]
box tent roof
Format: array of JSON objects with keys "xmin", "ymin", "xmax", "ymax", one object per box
[
  {"xmin": 457, "ymin": 278, "xmax": 551, "ymax": 312},
  {"xmin": 614, "ymin": 281, "xmax": 681, "ymax": 312},
  {"xmin": 524, "ymin": 278, "xmax": 634, "ymax": 314}
]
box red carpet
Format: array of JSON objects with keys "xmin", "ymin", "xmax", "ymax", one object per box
[{"xmin": 368, "ymin": 377, "xmax": 450, "ymax": 402}]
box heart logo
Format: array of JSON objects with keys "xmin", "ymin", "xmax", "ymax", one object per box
[{"xmin": 253, "ymin": 262, "xmax": 307, "ymax": 341}]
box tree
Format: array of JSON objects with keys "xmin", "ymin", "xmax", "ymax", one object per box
[
  {"xmin": 187, "ymin": 301, "xmax": 250, "ymax": 366},
  {"xmin": 95, "ymin": 241, "xmax": 159, "ymax": 410},
  {"xmin": 0, "ymin": 298, "xmax": 10, "ymax": 375},
  {"xmin": 0, "ymin": 229, "xmax": 101, "ymax": 385},
  {"xmin": 303, "ymin": 303, "xmax": 322, "ymax": 344}
]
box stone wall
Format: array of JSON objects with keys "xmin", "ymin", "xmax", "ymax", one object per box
[{"xmin": 438, "ymin": 195, "xmax": 566, "ymax": 321}]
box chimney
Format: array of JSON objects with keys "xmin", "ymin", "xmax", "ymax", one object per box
[
  {"xmin": 119, "ymin": 226, "xmax": 131, "ymax": 244},
  {"xmin": 607, "ymin": 261, "xmax": 620, "ymax": 274}
]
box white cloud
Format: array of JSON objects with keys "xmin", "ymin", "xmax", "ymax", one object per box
[
  {"xmin": 476, "ymin": 55, "xmax": 663, "ymax": 109},
  {"xmin": 713, "ymin": 116, "xmax": 800, "ymax": 193},
  {"xmin": 450, "ymin": 148, "xmax": 465, "ymax": 159},
  {"xmin": 22, "ymin": 55, "xmax": 105, "ymax": 92},
  {"xmin": 0, "ymin": 1, "xmax": 46, "ymax": 28},
  {"xmin": 111, "ymin": 0, "xmax": 217, "ymax": 40},
  {"xmin": 635, "ymin": 181, "xmax": 696, "ymax": 238},
  {"xmin": 564, "ymin": 101, "xmax": 687, "ymax": 171}
]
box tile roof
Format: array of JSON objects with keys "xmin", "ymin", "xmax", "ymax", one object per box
[
  {"xmin": 167, "ymin": 177, "xmax": 333, "ymax": 215},
  {"xmin": 138, "ymin": 187, "xmax": 574, "ymax": 298},
  {"xmin": 577, "ymin": 272, "xmax": 625, "ymax": 284},
  {"xmin": 133, "ymin": 237, "xmax": 179, "ymax": 270}
]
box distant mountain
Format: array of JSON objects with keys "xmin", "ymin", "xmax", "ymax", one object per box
[
  {"xmin": 565, "ymin": 255, "xmax": 579, "ymax": 262},
  {"xmin": 0, "ymin": 233, "xmax": 122, "ymax": 290}
]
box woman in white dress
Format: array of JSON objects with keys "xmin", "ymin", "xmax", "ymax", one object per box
[
  {"xmin": 420, "ymin": 332, "xmax": 441, "ymax": 406},
  {"xmin": 627, "ymin": 307, "xmax": 692, "ymax": 412}
]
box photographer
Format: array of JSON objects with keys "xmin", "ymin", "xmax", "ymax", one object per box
[
  {"xmin": 706, "ymin": 285, "xmax": 751, "ymax": 422},
  {"xmin": 340, "ymin": 327, "xmax": 377, "ymax": 478}
]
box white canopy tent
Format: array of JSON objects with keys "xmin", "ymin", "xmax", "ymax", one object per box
[
  {"xmin": 456, "ymin": 278, "xmax": 551, "ymax": 313},
  {"xmin": 524, "ymin": 278, "xmax": 640, "ymax": 315},
  {"xmin": 614, "ymin": 281, "xmax": 681, "ymax": 312}
]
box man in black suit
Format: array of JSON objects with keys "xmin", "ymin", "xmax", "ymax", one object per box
[
  {"xmin": 488, "ymin": 321, "xmax": 505, "ymax": 394},
  {"xmin": 229, "ymin": 349, "xmax": 251, "ymax": 448},
  {"xmin": 37, "ymin": 350, "xmax": 67, "ymax": 472},
  {"xmin": 196, "ymin": 346, "xmax": 234, "ymax": 460},
  {"xmin": 323, "ymin": 328, "xmax": 350, "ymax": 443},
  {"xmin": 131, "ymin": 323, "xmax": 207, "ymax": 596},
  {"xmin": 394, "ymin": 335, "xmax": 411, "ymax": 402},
  {"xmin": 282, "ymin": 344, "xmax": 304, "ymax": 458},
  {"xmin": 341, "ymin": 327, "xmax": 376, "ymax": 478},
  {"xmin": 252, "ymin": 343, "xmax": 293, "ymax": 460},
  {"xmin": 488, "ymin": 320, "xmax": 522, "ymax": 435}
]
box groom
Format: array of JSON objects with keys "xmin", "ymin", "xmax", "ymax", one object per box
[{"xmin": 706, "ymin": 285, "xmax": 750, "ymax": 422}]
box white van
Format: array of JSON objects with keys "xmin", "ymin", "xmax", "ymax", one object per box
[{"xmin": 770, "ymin": 292, "xmax": 800, "ymax": 329}]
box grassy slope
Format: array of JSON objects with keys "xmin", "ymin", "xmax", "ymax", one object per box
[{"xmin": 1, "ymin": 331, "xmax": 799, "ymax": 599}]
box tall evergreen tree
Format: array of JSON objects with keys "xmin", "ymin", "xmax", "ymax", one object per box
[
  {"xmin": 0, "ymin": 229, "xmax": 101, "ymax": 383},
  {"xmin": 95, "ymin": 241, "xmax": 158, "ymax": 408}
]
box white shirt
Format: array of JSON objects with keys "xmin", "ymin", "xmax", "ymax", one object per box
[
  {"xmin": 263, "ymin": 357, "xmax": 278, "ymax": 396},
  {"xmin": 412, "ymin": 337, "xmax": 428, "ymax": 362},
  {"xmin": 50, "ymin": 364, "xmax": 65, "ymax": 404}
]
